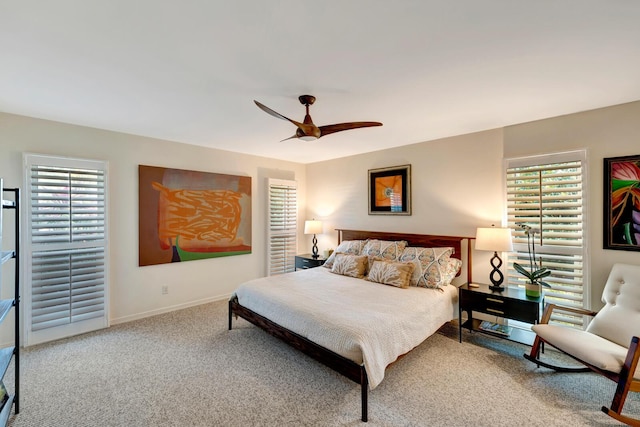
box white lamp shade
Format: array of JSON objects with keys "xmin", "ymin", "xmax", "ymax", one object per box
[
  {"xmin": 475, "ymin": 227, "xmax": 513, "ymax": 252},
  {"xmin": 304, "ymin": 220, "xmax": 323, "ymax": 235}
]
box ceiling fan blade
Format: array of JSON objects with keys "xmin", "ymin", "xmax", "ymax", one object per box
[
  {"xmin": 254, "ymin": 100, "xmax": 305, "ymax": 128},
  {"xmin": 318, "ymin": 121, "xmax": 383, "ymax": 137},
  {"xmin": 255, "ymin": 96, "xmax": 382, "ymax": 141}
]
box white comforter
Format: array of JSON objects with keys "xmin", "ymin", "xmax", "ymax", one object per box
[{"xmin": 233, "ymin": 267, "xmax": 458, "ymax": 389}]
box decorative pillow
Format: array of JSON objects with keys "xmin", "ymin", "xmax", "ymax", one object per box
[
  {"xmin": 361, "ymin": 240, "xmax": 407, "ymax": 267},
  {"xmin": 323, "ymin": 240, "xmax": 367, "ymax": 269},
  {"xmin": 399, "ymin": 247, "xmax": 456, "ymax": 288},
  {"xmin": 330, "ymin": 253, "xmax": 368, "ymax": 278},
  {"xmin": 366, "ymin": 258, "xmax": 415, "ymax": 288},
  {"xmin": 440, "ymin": 257, "xmax": 462, "ymax": 286}
]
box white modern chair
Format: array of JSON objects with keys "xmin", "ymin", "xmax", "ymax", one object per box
[{"xmin": 524, "ymin": 263, "xmax": 640, "ymax": 426}]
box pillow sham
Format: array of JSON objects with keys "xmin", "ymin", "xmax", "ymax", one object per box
[
  {"xmin": 361, "ymin": 239, "xmax": 407, "ymax": 266},
  {"xmin": 323, "ymin": 240, "xmax": 367, "ymax": 269},
  {"xmin": 366, "ymin": 258, "xmax": 415, "ymax": 288},
  {"xmin": 330, "ymin": 253, "xmax": 368, "ymax": 278},
  {"xmin": 441, "ymin": 257, "xmax": 463, "ymax": 285},
  {"xmin": 399, "ymin": 246, "xmax": 456, "ymax": 288}
]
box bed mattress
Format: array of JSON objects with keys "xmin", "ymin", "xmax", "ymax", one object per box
[{"xmin": 233, "ymin": 267, "xmax": 458, "ymax": 388}]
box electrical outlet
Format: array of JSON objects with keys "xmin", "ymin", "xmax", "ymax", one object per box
[{"xmin": 161, "ymin": 285, "xmax": 169, "ymax": 295}]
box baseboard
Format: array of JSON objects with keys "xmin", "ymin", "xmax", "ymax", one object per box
[{"xmin": 109, "ymin": 293, "xmax": 233, "ymax": 325}]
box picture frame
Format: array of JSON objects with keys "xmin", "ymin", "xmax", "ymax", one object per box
[
  {"xmin": 138, "ymin": 165, "xmax": 252, "ymax": 266},
  {"xmin": 603, "ymin": 154, "xmax": 640, "ymax": 251},
  {"xmin": 368, "ymin": 164, "xmax": 411, "ymax": 215}
]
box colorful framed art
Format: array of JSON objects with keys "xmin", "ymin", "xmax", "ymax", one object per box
[
  {"xmin": 603, "ymin": 154, "xmax": 640, "ymax": 251},
  {"xmin": 138, "ymin": 165, "xmax": 252, "ymax": 266},
  {"xmin": 368, "ymin": 164, "xmax": 411, "ymax": 215}
]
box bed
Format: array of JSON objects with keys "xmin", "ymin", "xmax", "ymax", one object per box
[{"xmin": 228, "ymin": 229, "xmax": 473, "ymax": 422}]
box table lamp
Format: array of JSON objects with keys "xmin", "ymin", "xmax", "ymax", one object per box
[
  {"xmin": 475, "ymin": 226, "xmax": 513, "ymax": 291},
  {"xmin": 304, "ymin": 220, "xmax": 323, "ymax": 259}
]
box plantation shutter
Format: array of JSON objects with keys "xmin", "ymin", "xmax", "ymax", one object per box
[
  {"xmin": 267, "ymin": 179, "xmax": 297, "ymax": 276},
  {"xmin": 24, "ymin": 154, "xmax": 108, "ymax": 346},
  {"xmin": 505, "ymin": 151, "xmax": 587, "ymax": 328}
]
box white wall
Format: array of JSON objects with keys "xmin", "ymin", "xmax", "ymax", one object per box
[
  {"xmin": 504, "ymin": 100, "xmax": 640, "ymax": 306},
  {"xmin": 305, "ymin": 128, "xmax": 505, "ymax": 284},
  {"xmin": 2, "ymin": 99, "xmax": 639, "ymax": 346},
  {"xmin": 306, "ymin": 100, "xmax": 640, "ymax": 311},
  {"xmin": 0, "ymin": 112, "xmax": 306, "ymax": 344}
]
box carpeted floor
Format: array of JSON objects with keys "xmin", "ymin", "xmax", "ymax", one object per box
[{"xmin": 4, "ymin": 299, "xmax": 638, "ymax": 426}]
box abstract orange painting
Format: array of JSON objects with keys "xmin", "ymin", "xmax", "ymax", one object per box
[
  {"xmin": 139, "ymin": 165, "xmax": 251, "ymax": 266},
  {"xmin": 368, "ymin": 165, "xmax": 411, "ymax": 215}
]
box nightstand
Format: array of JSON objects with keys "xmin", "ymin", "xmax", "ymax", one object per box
[
  {"xmin": 295, "ymin": 254, "xmax": 326, "ymax": 271},
  {"xmin": 459, "ymin": 283, "xmax": 542, "ymax": 346}
]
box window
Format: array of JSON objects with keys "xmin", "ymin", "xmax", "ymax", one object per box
[
  {"xmin": 267, "ymin": 179, "xmax": 297, "ymax": 276},
  {"xmin": 505, "ymin": 151, "xmax": 587, "ymax": 328},
  {"xmin": 24, "ymin": 154, "xmax": 108, "ymax": 345}
]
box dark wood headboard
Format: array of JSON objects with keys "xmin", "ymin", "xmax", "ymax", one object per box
[{"xmin": 336, "ymin": 229, "xmax": 474, "ymax": 281}]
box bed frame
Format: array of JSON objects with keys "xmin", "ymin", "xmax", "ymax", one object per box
[{"xmin": 228, "ymin": 229, "xmax": 473, "ymax": 422}]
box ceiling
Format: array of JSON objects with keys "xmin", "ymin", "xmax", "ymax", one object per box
[{"xmin": 1, "ymin": 1, "xmax": 639, "ymax": 164}]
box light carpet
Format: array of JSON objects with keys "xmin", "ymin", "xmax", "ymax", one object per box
[{"xmin": 4, "ymin": 299, "xmax": 638, "ymax": 426}]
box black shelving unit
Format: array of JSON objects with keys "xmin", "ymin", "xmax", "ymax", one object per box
[{"xmin": 0, "ymin": 180, "xmax": 19, "ymax": 425}]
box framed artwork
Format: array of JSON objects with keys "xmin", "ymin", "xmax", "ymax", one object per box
[
  {"xmin": 139, "ymin": 165, "xmax": 252, "ymax": 266},
  {"xmin": 368, "ymin": 164, "xmax": 411, "ymax": 215},
  {"xmin": 603, "ymin": 155, "xmax": 640, "ymax": 251}
]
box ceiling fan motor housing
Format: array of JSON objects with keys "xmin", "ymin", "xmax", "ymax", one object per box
[{"xmin": 298, "ymin": 95, "xmax": 316, "ymax": 106}]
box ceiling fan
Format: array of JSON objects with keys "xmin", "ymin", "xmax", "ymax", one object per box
[{"xmin": 254, "ymin": 95, "xmax": 382, "ymax": 141}]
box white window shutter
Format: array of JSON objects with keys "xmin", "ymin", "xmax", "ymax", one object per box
[
  {"xmin": 267, "ymin": 179, "xmax": 297, "ymax": 276},
  {"xmin": 505, "ymin": 151, "xmax": 586, "ymax": 328},
  {"xmin": 24, "ymin": 154, "xmax": 108, "ymax": 345}
]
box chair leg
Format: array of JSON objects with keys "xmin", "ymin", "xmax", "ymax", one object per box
[
  {"xmin": 602, "ymin": 378, "xmax": 634, "ymax": 425},
  {"xmin": 601, "ymin": 336, "xmax": 640, "ymax": 426},
  {"xmin": 527, "ymin": 334, "xmax": 543, "ymax": 367},
  {"xmin": 610, "ymin": 373, "xmax": 633, "ymax": 416}
]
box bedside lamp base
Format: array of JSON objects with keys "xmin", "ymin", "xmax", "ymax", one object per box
[{"xmin": 488, "ymin": 251, "xmax": 505, "ymax": 292}]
